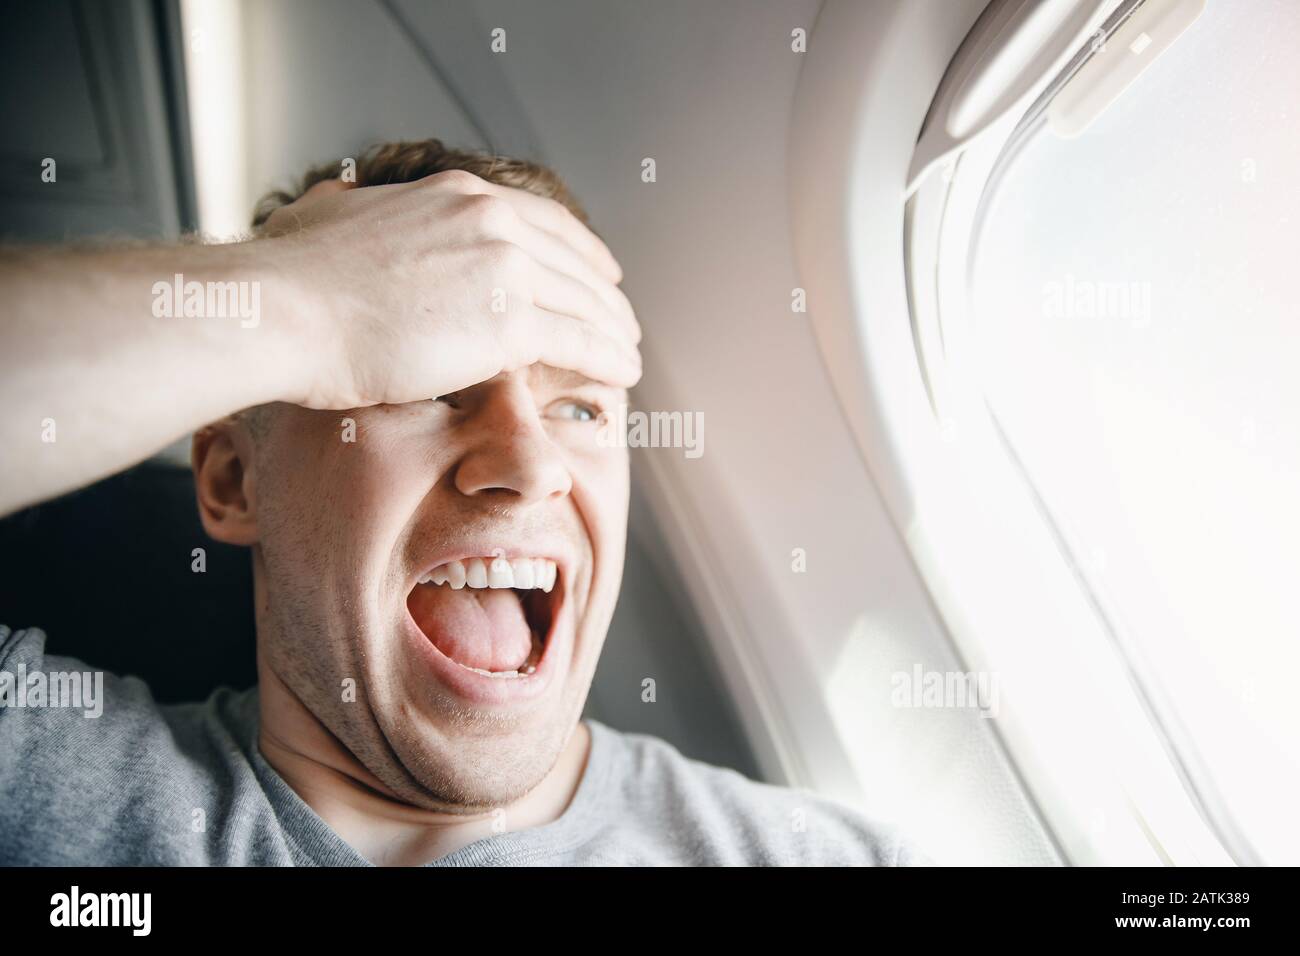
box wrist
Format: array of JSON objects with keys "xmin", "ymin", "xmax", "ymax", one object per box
[{"xmin": 235, "ymin": 234, "xmax": 333, "ymax": 408}]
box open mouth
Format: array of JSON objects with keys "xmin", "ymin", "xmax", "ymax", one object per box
[{"xmin": 406, "ymin": 556, "xmax": 561, "ymax": 679}]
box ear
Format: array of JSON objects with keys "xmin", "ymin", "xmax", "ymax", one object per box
[
  {"xmin": 192, "ymin": 420, "xmax": 259, "ymax": 546},
  {"xmin": 262, "ymin": 178, "xmax": 357, "ymax": 235},
  {"xmin": 300, "ymin": 177, "xmax": 355, "ymax": 200}
]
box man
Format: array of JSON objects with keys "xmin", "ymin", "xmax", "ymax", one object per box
[{"xmin": 0, "ymin": 139, "xmax": 918, "ymax": 865}]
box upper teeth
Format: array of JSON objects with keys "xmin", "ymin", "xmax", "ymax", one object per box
[{"xmin": 418, "ymin": 556, "xmax": 557, "ymax": 592}]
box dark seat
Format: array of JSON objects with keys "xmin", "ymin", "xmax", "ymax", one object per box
[{"xmin": 0, "ymin": 463, "xmax": 257, "ymax": 704}]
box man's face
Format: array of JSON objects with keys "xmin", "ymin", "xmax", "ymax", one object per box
[{"xmin": 246, "ymin": 365, "xmax": 629, "ymax": 809}]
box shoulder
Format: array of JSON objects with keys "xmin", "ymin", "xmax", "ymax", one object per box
[
  {"xmin": 587, "ymin": 720, "xmax": 925, "ymax": 866},
  {"xmin": 0, "ymin": 624, "xmax": 272, "ymax": 864}
]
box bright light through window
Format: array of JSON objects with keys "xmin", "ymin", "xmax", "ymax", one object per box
[{"xmin": 970, "ymin": 0, "xmax": 1300, "ymax": 864}]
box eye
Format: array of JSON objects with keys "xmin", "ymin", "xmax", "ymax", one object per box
[{"xmin": 547, "ymin": 399, "xmax": 602, "ymax": 423}]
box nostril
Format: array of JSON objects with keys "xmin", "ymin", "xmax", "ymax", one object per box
[{"xmin": 453, "ymin": 457, "xmax": 572, "ymax": 502}]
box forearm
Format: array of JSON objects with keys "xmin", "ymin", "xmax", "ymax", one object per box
[
  {"xmin": 0, "ymin": 172, "xmax": 643, "ymax": 518},
  {"xmin": 0, "ymin": 239, "xmax": 309, "ymax": 516}
]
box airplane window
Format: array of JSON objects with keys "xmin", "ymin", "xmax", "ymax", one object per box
[{"xmin": 969, "ymin": 0, "xmax": 1299, "ymax": 864}]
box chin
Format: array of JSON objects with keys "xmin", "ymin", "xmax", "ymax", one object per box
[{"xmin": 388, "ymin": 701, "xmax": 578, "ymax": 810}]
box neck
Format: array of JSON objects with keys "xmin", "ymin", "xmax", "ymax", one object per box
[{"xmin": 254, "ymin": 662, "xmax": 591, "ymax": 866}]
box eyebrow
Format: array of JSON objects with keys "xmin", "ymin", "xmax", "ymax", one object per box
[{"xmin": 531, "ymin": 364, "xmax": 621, "ymax": 392}]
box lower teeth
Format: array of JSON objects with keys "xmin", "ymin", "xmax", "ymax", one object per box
[{"xmin": 466, "ymin": 664, "xmax": 537, "ymax": 679}]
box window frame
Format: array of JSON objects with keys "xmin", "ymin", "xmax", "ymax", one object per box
[
  {"xmin": 790, "ymin": 0, "xmax": 1238, "ymax": 865},
  {"xmin": 933, "ymin": 9, "xmax": 1264, "ymax": 866}
]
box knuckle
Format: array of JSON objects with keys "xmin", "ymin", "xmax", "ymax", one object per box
[
  {"xmin": 428, "ymin": 168, "xmax": 482, "ymax": 193},
  {"xmin": 544, "ymin": 195, "xmax": 579, "ymax": 225},
  {"xmin": 462, "ymin": 193, "xmax": 516, "ymax": 235}
]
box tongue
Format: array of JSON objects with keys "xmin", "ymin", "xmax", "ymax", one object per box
[{"xmin": 408, "ymin": 585, "xmax": 534, "ymax": 672}]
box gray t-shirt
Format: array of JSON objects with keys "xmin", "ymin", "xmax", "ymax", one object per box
[{"xmin": 0, "ymin": 625, "xmax": 919, "ymax": 866}]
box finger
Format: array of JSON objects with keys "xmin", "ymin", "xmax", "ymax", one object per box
[
  {"xmin": 527, "ymin": 259, "xmax": 640, "ymax": 354},
  {"xmin": 467, "ymin": 179, "xmax": 624, "ymax": 284},
  {"xmin": 510, "ymin": 218, "xmax": 640, "ymax": 344},
  {"xmin": 521, "ymin": 305, "xmax": 643, "ymax": 390}
]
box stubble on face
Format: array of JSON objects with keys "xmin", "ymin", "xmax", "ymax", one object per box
[{"xmin": 245, "ymin": 395, "xmax": 627, "ymax": 812}]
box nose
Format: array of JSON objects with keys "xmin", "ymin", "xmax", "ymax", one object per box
[{"xmin": 452, "ymin": 378, "xmax": 573, "ymax": 505}]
